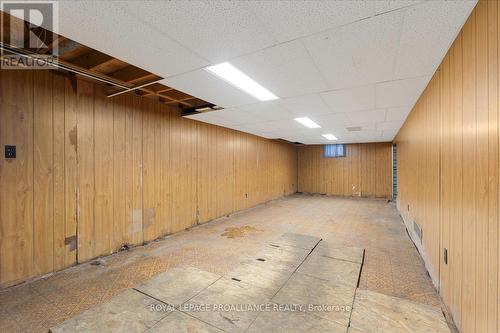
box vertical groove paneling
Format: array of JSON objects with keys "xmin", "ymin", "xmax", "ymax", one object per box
[
  {"xmin": 487, "ymin": 2, "xmax": 498, "ymax": 333},
  {"xmin": 112, "ymin": 94, "xmax": 127, "ymax": 249},
  {"xmin": 297, "ymin": 143, "xmax": 392, "ymax": 198},
  {"xmin": 33, "ymin": 71, "xmax": 54, "ymax": 275},
  {"xmin": 196, "ymin": 122, "xmax": 217, "ymax": 223},
  {"xmin": 0, "ymin": 72, "xmax": 298, "ymax": 287},
  {"xmin": 395, "ymin": 1, "xmax": 500, "ymax": 331},
  {"xmin": 0, "ymin": 70, "xmax": 34, "ymax": 284},
  {"xmin": 76, "ymin": 80, "xmax": 95, "ymax": 263},
  {"xmin": 63, "ymin": 78, "xmax": 78, "ymax": 267},
  {"xmin": 142, "ymin": 97, "xmax": 158, "ymax": 242},
  {"xmin": 52, "ymin": 74, "xmax": 66, "ymax": 271},
  {"xmin": 440, "ymin": 44, "xmax": 452, "ymax": 313},
  {"xmin": 93, "ymin": 85, "xmax": 114, "ymax": 257},
  {"xmin": 475, "ymin": 2, "xmax": 488, "ymax": 331}
]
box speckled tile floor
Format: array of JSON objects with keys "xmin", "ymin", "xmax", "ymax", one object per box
[{"xmin": 0, "ymin": 194, "xmax": 452, "ymax": 333}]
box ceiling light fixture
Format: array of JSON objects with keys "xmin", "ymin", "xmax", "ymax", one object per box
[
  {"xmin": 322, "ymin": 133, "xmax": 338, "ymax": 141},
  {"xmin": 205, "ymin": 62, "xmax": 278, "ymax": 101},
  {"xmin": 294, "ymin": 117, "xmax": 321, "ymax": 129}
]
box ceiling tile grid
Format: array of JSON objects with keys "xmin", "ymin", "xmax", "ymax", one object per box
[
  {"xmin": 54, "ymin": 0, "xmax": 477, "ymax": 144},
  {"xmin": 302, "ymin": 8, "xmax": 405, "ymax": 90}
]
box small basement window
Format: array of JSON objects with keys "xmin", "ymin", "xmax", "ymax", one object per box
[{"xmin": 324, "ymin": 144, "xmax": 346, "ymax": 158}]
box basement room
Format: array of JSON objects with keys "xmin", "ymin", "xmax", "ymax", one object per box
[{"xmin": 0, "ymin": 1, "xmax": 492, "ymax": 332}]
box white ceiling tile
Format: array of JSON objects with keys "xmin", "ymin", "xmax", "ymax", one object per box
[
  {"xmin": 232, "ymin": 125, "xmax": 266, "ymax": 137},
  {"xmin": 240, "ymin": 122, "xmax": 279, "ymax": 134},
  {"xmin": 259, "ymin": 132, "xmax": 281, "ymax": 139},
  {"xmin": 375, "ymin": 76, "xmax": 430, "ymax": 108},
  {"xmin": 303, "ymin": 9, "xmax": 404, "ymax": 90},
  {"xmin": 348, "ymin": 109, "xmax": 387, "ymax": 124},
  {"xmin": 383, "ymin": 128, "xmax": 399, "ymax": 136},
  {"xmin": 186, "ymin": 111, "xmax": 230, "ymax": 127},
  {"xmin": 381, "ymin": 129, "xmax": 399, "ymax": 141},
  {"xmin": 116, "ymin": 0, "xmax": 276, "ymax": 63},
  {"xmin": 211, "ymin": 108, "xmax": 263, "ymax": 125},
  {"xmin": 162, "ymin": 70, "xmax": 257, "ymax": 108},
  {"xmin": 393, "ymin": 0, "xmax": 476, "ymax": 78},
  {"xmin": 385, "ymin": 106, "xmax": 412, "ymax": 121},
  {"xmin": 59, "ymin": 1, "xmax": 207, "ymax": 77},
  {"xmin": 278, "ymin": 94, "xmax": 332, "ymax": 116},
  {"xmin": 376, "ymin": 120, "xmax": 404, "ymax": 131},
  {"xmin": 232, "ymin": 40, "xmax": 328, "ymax": 98},
  {"xmin": 249, "ymin": 121, "xmax": 285, "ymax": 133},
  {"xmin": 247, "ymin": 1, "xmax": 375, "ymax": 43},
  {"xmin": 320, "ymin": 85, "xmax": 376, "ymax": 113},
  {"xmin": 375, "ymin": 1, "xmax": 423, "ymax": 15},
  {"xmin": 238, "ymin": 102, "xmax": 293, "ymax": 122},
  {"xmin": 315, "ymin": 113, "xmax": 351, "ymax": 128},
  {"xmin": 357, "ymin": 130, "xmax": 383, "ymax": 139},
  {"xmin": 271, "ymin": 120, "xmax": 311, "ymax": 132}
]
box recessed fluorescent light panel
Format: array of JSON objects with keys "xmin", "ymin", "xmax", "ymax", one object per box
[
  {"xmin": 322, "ymin": 133, "xmax": 338, "ymax": 141},
  {"xmin": 294, "ymin": 117, "xmax": 321, "ymax": 129},
  {"xmin": 205, "ymin": 62, "xmax": 278, "ymax": 101}
]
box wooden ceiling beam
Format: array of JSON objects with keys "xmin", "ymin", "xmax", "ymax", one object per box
[
  {"xmin": 156, "ymin": 87, "xmax": 174, "ymax": 93},
  {"xmin": 39, "ymin": 35, "xmax": 66, "ymax": 54},
  {"xmin": 141, "ymin": 86, "xmax": 173, "ymax": 97},
  {"xmin": 107, "ymin": 65, "xmax": 151, "ymax": 82},
  {"xmin": 163, "ymin": 96, "xmax": 196, "ymax": 104},
  {"xmin": 90, "ymin": 58, "xmax": 127, "ymax": 74},
  {"xmin": 50, "ymin": 56, "xmax": 187, "ymax": 104},
  {"xmin": 127, "ymin": 73, "xmax": 159, "ymax": 85},
  {"xmin": 71, "ymin": 51, "xmax": 112, "ymax": 69},
  {"xmin": 58, "ymin": 40, "xmax": 90, "ymax": 61},
  {"xmin": 148, "ymin": 89, "xmax": 193, "ymax": 107}
]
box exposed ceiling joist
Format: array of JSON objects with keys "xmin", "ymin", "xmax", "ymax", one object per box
[
  {"xmin": 1, "ymin": 10, "xmax": 213, "ymax": 111},
  {"xmin": 127, "ymin": 73, "xmax": 159, "ymax": 85},
  {"xmin": 108, "ymin": 65, "xmax": 151, "ymax": 82},
  {"xmin": 40, "ymin": 36, "xmax": 66, "ymax": 55},
  {"xmin": 58, "ymin": 40, "xmax": 90, "ymax": 60},
  {"xmin": 72, "ymin": 51, "xmax": 112, "ymax": 69}
]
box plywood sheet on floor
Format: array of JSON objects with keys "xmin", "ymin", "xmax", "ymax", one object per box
[
  {"xmin": 269, "ymin": 232, "xmax": 321, "ymax": 250},
  {"xmin": 297, "ymin": 253, "xmax": 361, "ymax": 287},
  {"xmin": 247, "ymin": 245, "xmax": 310, "ymax": 271},
  {"xmin": 134, "ymin": 267, "xmax": 221, "ymax": 306},
  {"xmin": 350, "ymin": 289, "xmax": 450, "ymax": 333},
  {"xmin": 49, "ymin": 289, "xmax": 167, "ymax": 333},
  {"xmin": 246, "ymin": 310, "xmax": 347, "ymax": 333},
  {"xmin": 315, "ymin": 241, "xmax": 365, "ymax": 264},
  {"xmin": 272, "ymin": 272, "xmax": 355, "ymax": 327},
  {"xmin": 225, "ymin": 262, "xmax": 292, "ymax": 296},
  {"xmin": 145, "ymin": 311, "xmax": 223, "ymax": 333},
  {"xmin": 185, "ymin": 278, "xmax": 270, "ymax": 332}
]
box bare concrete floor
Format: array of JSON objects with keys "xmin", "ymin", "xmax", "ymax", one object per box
[{"xmin": 0, "ymin": 194, "xmax": 449, "ymax": 332}]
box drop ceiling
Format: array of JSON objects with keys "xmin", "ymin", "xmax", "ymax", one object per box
[{"xmin": 55, "ymin": 0, "xmax": 476, "ymax": 144}]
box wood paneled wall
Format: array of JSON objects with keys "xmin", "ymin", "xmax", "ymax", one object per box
[
  {"xmin": 297, "ymin": 143, "xmax": 392, "ymax": 198},
  {"xmin": 0, "ymin": 70, "xmax": 297, "ymax": 287},
  {"xmin": 395, "ymin": 1, "xmax": 500, "ymax": 331}
]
